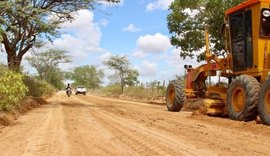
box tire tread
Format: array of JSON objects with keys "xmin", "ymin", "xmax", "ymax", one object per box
[
  {"xmin": 166, "ymin": 80, "xmax": 185, "ymax": 112},
  {"xmin": 227, "ymin": 75, "xmax": 260, "ymax": 121},
  {"xmin": 258, "ymin": 78, "xmax": 270, "ymax": 125}
]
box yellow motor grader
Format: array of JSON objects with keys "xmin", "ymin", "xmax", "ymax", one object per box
[{"xmin": 166, "ymin": 0, "xmax": 270, "ymax": 125}]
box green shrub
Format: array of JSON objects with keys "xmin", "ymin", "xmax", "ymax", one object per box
[
  {"xmin": 24, "ymin": 76, "xmax": 56, "ymax": 97},
  {"xmin": 98, "ymin": 84, "xmax": 122, "ymax": 96},
  {"xmin": 95, "ymin": 84, "xmax": 166, "ymax": 99},
  {"xmin": 0, "ymin": 70, "xmax": 27, "ymax": 110},
  {"xmin": 124, "ymin": 86, "xmax": 145, "ymax": 98},
  {"xmin": 124, "ymin": 86, "xmax": 165, "ymax": 99}
]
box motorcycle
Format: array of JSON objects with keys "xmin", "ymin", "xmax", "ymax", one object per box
[{"xmin": 66, "ymin": 88, "xmax": 72, "ymax": 97}]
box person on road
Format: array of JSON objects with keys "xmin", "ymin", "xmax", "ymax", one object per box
[{"xmin": 66, "ymin": 83, "xmax": 72, "ymax": 96}]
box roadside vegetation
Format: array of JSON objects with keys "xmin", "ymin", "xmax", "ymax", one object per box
[
  {"xmin": 103, "ymin": 55, "xmax": 139, "ymax": 94},
  {"xmin": 0, "ymin": 66, "xmax": 27, "ymax": 111},
  {"xmin": 26, "ymin": 48, "xmax": 70, "ymax": 90},
  {"xmin": 167, "ymin": 0, "xmax": 245, "ymax": 61},
  {"xmin": 94, "ymin": 81, "xmax": 167, "ymax": 102},
  {"xmin": 66, "ymin": 65, "xmax": 104, "ymax": 90},
  {"xmin": 0, "ymin": 0, "xmax": 246, "ymax": 111},
  {"xmin": 0, "ymin": 0, "xmax": 119, "ymax": 71},
  {"xmin": 0, "ymin": 1, "xmax": 119, "ymax": 111},
  {"xmin": 23, "ymin": 76, "xmax": 56, "ymax": 98},
  {"xmin": 0, "ymin": 65, "xmax": 55, "ymax": 111}
]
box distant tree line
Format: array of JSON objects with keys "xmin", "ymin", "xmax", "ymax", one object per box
[{"xmin": 26, "ymin": 52, "xmax": 139, "ymax": 93}]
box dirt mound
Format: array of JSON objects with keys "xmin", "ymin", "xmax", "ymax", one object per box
[
  {"xmin": 181, "ymin": 99, "xmax": 207, "ymax": 116},
  {"xmin": 147, "ymin": 97, "xmax": 165, "ymax": 105},
  {"xmin": 0, "ymin": 114, "xmax": 11, "ymax": 126},
  {"xmin": 191, "ymin": 106, "xmax": 207, "ymax": 116},
  {"xmin": 117, "ymin": 94, "xmax": 166, "ymax": 105},
  {"xmin": 18, "ymin": 97, "xmax": 47, "ymax": 113},
  {"xmin": 182, "ymin": 99, "xmax": 204, "ymax": 111},
  {"xmin": 0, "ymin": 97, "xmax": 47, "ymax": 127}
]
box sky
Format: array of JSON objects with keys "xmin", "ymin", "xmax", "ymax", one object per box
[{"xmin": 1, "ymin": 0, "xmax": 202, "ymax": 85}]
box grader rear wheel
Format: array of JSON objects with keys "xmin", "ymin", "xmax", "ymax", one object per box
[
  {"xmin": 227, "ymin": 75, "xmax": 260, "ymax": 121},
  {"xmin": 166, "ymin": 80, "xmax": 185, "ymax": 112},
  {"xmin": 258, "ymin": 78, "xmax": 270, "ymax": 125}
]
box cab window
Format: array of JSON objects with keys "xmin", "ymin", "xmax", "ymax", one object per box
[
  {"xmin": 230, "ymin": 12, "xmax": 246, "ymax": 70},
  {"xmin": 230, "ymin": 13, "xmax": 244, "ymax": 40},
  {"xmin": 229, "ymin": 10, "xmax": 253, "ymax": 70}
]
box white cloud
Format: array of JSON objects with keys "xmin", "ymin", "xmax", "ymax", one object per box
[
  {"xmin": 138, "ymin": 61, "xmax": 158, "ymax": 77},
  {"xmin": 146, "ymin": 0, "xmax": 173, "ymax": 11},
  {"xmin": 164, "ymin": 49, "xmax": 225, "ymax": 83},
  {"xmin": 99, "ymin": 52, "xmax": 112, "ymax": 63},
  {"xmin": 52, "ymin": 10, "xmax": 103, "ymax": 66},
  {"xmin": 133, "ymin": 33, "xmax": 172, "ymax": 57},
  {"xmin": 100, "ymin": 19, "xmax": 109, "ymax": 27},
  {"xmin": 166, "ymin": 48, "xmax": 204, "ymax": 75},
  {"xmin": 123, "ymin": 24, "xmax": 141, "ymax": 32}
]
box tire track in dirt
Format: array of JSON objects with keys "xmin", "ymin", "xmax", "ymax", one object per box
[
  {"xmin": 86, "ymin": 95, "xmax": 162, "ymax": 108},
  {"xmin": 62, "ymin": 96, "xmax": 140, "ymax": 156},
  {"xmin": 21, "ymin": 94, "xmax": 70, "ymax": 156},
  {"xmin": 81, "ymin": 108, "xmax": 140, "ymax": 156},
  {"xmin": 73, "ymin": 95, "xmax": 215, "ymax": 156},
  {"xmin": 91, "ymin": 110, "xmax": 214, "ymax": 156},
  {"xmin": 1, "ymin": 92, "xmax": 270, "ymax": 156},
  {"xmin": 78, "ymin": 94, "xmax": 270, "ymax": 156},
  {"xmin": 0, "ymin": 93, "xmax": 70, "ymax": 156}
]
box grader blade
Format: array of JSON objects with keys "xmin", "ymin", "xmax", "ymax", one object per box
[{"xmin": 203, "ymin": 99, "xmax": 225, "ymax": 116}]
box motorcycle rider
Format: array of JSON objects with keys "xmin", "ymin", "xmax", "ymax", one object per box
[{"xmin": 66, "ymin": 83, "xmax": 72, "ymax": 96}]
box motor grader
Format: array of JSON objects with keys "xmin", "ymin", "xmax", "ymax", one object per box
[{"xmin": 166, "ymin": 0, "xmax": 270, "ymax": 125}]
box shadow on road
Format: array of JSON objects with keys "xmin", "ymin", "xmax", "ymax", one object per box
[{"xmin": 60, "ymin": 102, "xmax": 96, "ymax": 108}]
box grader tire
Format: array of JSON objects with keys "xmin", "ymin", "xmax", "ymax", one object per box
[
  {"xmin": 166, "ymin": 80, "xmax": 185, "ymax": 112},
  {"xmin": 258, "ymin": 78, "xmax": 270, "ymax": 125},
  {"xmin": 227, "ymin": 75, "xmax": 260, "ymax": 121}
]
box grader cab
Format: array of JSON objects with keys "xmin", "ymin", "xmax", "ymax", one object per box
[{"xmin": 166, "ymin": 0, "xmax": 270, "ymax": 125}]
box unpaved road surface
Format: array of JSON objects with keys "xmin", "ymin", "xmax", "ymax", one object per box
[{"xmin": 1, "ymin": 92, "xmax": 270, "ymax": 156}]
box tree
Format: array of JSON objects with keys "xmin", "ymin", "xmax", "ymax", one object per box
[
  {"xmin": 26, "ymin": 48, "xmax": 70, "ymax": 80},
  {"xmin": 45, "ymin": 67, "xmax": 65, "ymax": 90},
  {"xmin": 104, "ymin": 55, "xmax": 139, "ymax": 93},
  {"xmin": 167, "ymin": 0, "xmax": 245, "ymax": 61},
  {"xmin": 69, "ymin": 65, "xmax": 104, "ymax": 89},
  {"xmin": 0, "ymin": 0, "xmax": 119, "ymax": 70}
]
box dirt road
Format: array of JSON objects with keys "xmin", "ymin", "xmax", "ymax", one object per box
[{"xmin": 0, "ymin": 92, "xmax": 270, "ymax": 156}]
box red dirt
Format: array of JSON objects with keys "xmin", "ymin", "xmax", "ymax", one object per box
[{"xmin": 0, "ymin": 92, "xmax": 270, "ymax": 155}]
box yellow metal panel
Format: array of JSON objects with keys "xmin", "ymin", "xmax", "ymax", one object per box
[
  {"xmin": 252, "ymin": 3, "xmax": 261, "ymax": 72},
  {"xmin": 225, "ymin": 0, "xmax": 270, "ymax": 15},
  {"xmin": 206, "ymin": 87, "xmax": 227, "ymax": 101},
  {"xmin": 228, "ymin": 2, "xmax": 270, "ymax": 81},
  {"xmin": 203, "ymin": 99, "xmax": 225, "ymax": 116}
]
